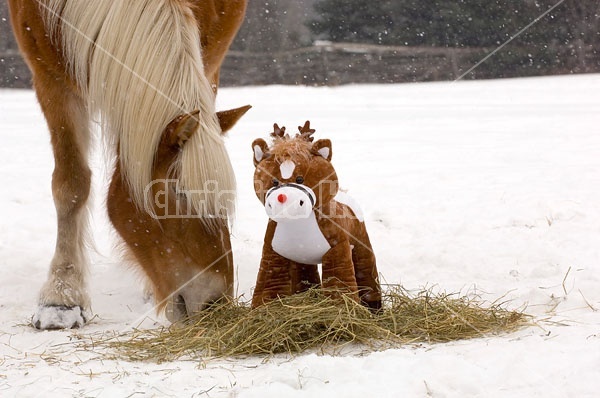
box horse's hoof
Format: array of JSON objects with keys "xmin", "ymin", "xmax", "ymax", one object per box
[{"xmin": 32, "ymin": 305, "xmax": 87, "ymax": 330}]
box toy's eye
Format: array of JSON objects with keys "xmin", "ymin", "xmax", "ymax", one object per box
[
  {"xmin": 296, "ymin": 176, "xmax": 304, "ymax": 184},
  {"xmin": 272, "ymin": 179, "xmax": 280, "ymax": 187}
]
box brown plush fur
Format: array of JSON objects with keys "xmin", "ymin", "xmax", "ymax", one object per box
[
  {"xmin": 251, "ymin": 123, "xmax": 382, "ymax": 310},
  {"xmin": 8, "ymin": 0, "xmax": 248, "ymax": 328}
]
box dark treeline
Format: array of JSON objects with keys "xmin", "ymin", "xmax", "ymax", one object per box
[
  {"xmin": 224, "ymin": 0, "xmax": 598, "ymax": 80},
  {"xmin": 233, "ymin": 0, "xmax": 599, "ymax": 52},
  {"xmin": 308, "ymin": 0, "xmax": 599, "ymax": 49}
]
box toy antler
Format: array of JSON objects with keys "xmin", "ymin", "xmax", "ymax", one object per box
[
  {"xmin": 297, "ymin": 120, "xmax": 315, "ymax": 142},
  {"xmin": 271, "ymin": 123, "xmax": 288, "ymax": 139}
]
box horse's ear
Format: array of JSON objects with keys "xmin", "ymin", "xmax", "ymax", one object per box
[
  {"xmin": 166, "ymin": 110, "xmax": 201, "ymax": 148},
  {"xmin": 252, "ymin": 138, "xmax": 270, "ymax": 166},
  {"xmin": 312, "ymin": 139, "xmax": 332, "ymax": 161},
  {"xmin": 217, "ymin": 105, "xmax": 252, "ymax": 134}
]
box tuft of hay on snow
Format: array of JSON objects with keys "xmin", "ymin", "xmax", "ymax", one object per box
[{"xmin": 94, "ymin": 286, "xmax": 529, "ymax": 363}]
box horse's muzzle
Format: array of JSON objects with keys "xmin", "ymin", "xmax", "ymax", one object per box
[{"xmin": 164, "ymin": 273, "xmax": 227, "ymax": 322}]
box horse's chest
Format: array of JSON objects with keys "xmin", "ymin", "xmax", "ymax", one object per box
[{"xmin": 271, "ymin": 212, "xmax": 331, "ymax": 265}]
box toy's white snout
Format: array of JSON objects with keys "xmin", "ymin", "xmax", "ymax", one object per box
[{"xmin": 265, "ymin": 184, "xmax": 316, "ymax": 221}]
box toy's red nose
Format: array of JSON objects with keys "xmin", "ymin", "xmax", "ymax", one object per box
[{"xmin": 277, "ymin": 193, "xmax": 287, "ymax": 203}]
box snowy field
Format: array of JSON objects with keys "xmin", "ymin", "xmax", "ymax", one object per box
[{"xmin": 1, "ymin": 74, "xmax": 599, "ymax": 397}]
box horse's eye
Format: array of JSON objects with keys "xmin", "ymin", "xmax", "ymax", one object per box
[
  {"xmin": 296, "ymin": 176, "xmax": 304, "ymax": 184},
  {"xmin": 272, "ymin": 179, "xmax": 280, "ymax": 187}
]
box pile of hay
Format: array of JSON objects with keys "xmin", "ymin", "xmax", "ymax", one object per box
[{"xmin": 97, "ymin": 286, "xmax": 528, "ymax": 362}]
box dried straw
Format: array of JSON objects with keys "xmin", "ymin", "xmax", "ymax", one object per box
[{"xmin": 93, "ymin": 286, "xmax": 529, "ymax": 363}]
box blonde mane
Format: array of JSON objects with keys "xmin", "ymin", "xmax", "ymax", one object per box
[{"xmin": 41, "ymin": 0, "xmax": 236, "ymax": 224}]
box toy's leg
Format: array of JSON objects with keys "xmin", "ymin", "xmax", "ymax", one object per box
[
  {"xmin": 321, "ymin": 242, "xmax": 359, "ymax": 302},
  {"xmin": 352, "ymin": 239, "xmax": 382, "ymax": 311},
  {"xmin": 251, "ymin": 251, "xmax": 293, "ymax": 308},
  {"xmin": 253, "ymin": 221, "xmax": 294, "ymax": 307},
  {"xmin": 291, "ymin": 263, "xmax": 321, "ymax": 294}
]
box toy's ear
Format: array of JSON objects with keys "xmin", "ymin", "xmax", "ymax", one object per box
[
  {"xmin": 217, "ymin": 105, "xmax": 252, "ymax": 134},
  {"xmin": 166, "ymin": 110, "xmax": 201, "ymax": 148},
  {"xmin": 252, "ymin": 138, "xmax": 270, "ymax": 166},
  {"xmin": 312, "ymin": 139, "xmax": 332, "ymax": 161}
]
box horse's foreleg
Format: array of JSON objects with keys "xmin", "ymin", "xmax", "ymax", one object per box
[{"xmin": 32, "ymin": 82, "xmax": 91, "ymax": 330}]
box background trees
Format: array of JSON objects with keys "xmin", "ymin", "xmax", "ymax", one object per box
[
  {"xmin": 309, "ymin": 0, "xmax": 393, "ymax": 44},
  {"xmin": 231, "ymin": 0, "xmax": 317, "ymax": 52},
  {"xmin": 1, "ymin": 0, "xmax": 598, "ymax": 86},
  {"xmin": 303, "ymin": 0, "xmax": 599, "ymax": 76},
  {"xmin": 307, "ymin": 0, "xmax": 600, "ymax": 51}
]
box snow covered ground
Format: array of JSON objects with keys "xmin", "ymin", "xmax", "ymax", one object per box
[{"xmin": 1, "ymin": 74, "xmax": 599, "ymax": 397}]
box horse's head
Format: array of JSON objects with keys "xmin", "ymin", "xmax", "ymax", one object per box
[
  {"xmin": 148, "ymin": 105, "xmax": 250, "ymax": 321},
  {"xmin": 252, "ymin": 121, "xmax": 338, "ymax": 222},
  {"xmin": 108, "ymin": 105, "xmax": 250, "ymax": 323}
]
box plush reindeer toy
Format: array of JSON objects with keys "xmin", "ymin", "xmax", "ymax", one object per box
[{"xmin": 251, "ymin": 122, "xmax": 381, "ymax": 310}]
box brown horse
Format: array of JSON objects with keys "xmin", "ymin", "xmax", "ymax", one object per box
[{"xmin": 8, "ymin": 0, "xmax": 248, "ymax": 329}]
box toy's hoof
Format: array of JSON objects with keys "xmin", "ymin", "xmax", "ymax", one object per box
[{"xmin": 32, "ymin": 305, "xmax": 87, "ymax": 330}]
